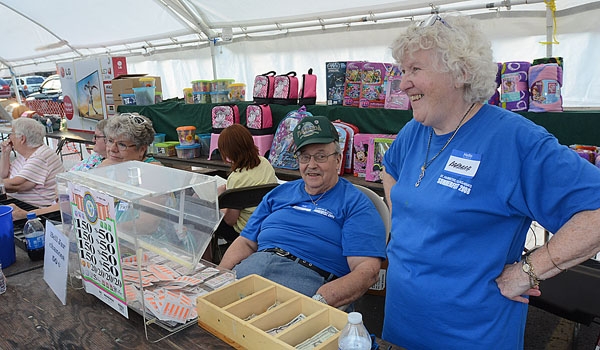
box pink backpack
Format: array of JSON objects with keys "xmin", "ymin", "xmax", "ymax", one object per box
[
  {"xmin": 211, "ymin": 104, "xmax": 240, "ymax": 133},
  {"xmin": 253, "ymin": 71, "xmax": 276, "ymax": 104},
  {"xmin": 246, "ymin": 104, "xmax": 273, "ymax": 135},
  {"xmin": 272, "ymin": 71, "xmax": 299, "ymax": 105},
  {"xmin": 299, "ymin": 68, "xmax": 317, "ymax": 105}
]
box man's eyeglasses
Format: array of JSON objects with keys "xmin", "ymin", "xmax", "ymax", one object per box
[
  {"xmin": 418, "ymin": 14, "xmax": 451, "ymax": 28},
  {"xmin": 106, "ymin": 138, "xmax": 137, "ymax": 151},
  {"xmin": 295, "ymin": 152, "xmax": 337, "ymax": 164}
]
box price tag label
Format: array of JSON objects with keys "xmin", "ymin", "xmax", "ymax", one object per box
[{"xmin": 69, "ymin": 183, "xmax": 128, "ymax": 318}]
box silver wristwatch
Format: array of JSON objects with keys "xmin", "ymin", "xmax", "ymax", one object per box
[{"xmin": 312, "ymin": 293, "xmax": 328, "ymax": 305}]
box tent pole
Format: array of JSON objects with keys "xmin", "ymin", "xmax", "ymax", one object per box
[
  {"xmin": 210, "ymin": 39, "xmax": 218, "ymax": 80},
  {"xmin": 546, "ymin": 5, "xmax": 553, "ymax": 57}
]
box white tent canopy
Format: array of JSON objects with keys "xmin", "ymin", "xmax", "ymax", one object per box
[{"xmin": 1, "ymin": 0, "xmax": 599, "ymax": 107}]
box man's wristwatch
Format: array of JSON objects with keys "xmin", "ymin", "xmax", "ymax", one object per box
[
  {"xmin": 522, "ymin": 255, "xmax": 540, "ymax": 288},
  {"xmin": 312, "ymin": 293, "xmax": 328, "ymax": 305}
]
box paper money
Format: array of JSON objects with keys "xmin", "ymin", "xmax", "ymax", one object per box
[
  {"xmin": 295, "ymin": 326, "xmax": 339, "ymax": 350},
  {"xmin": 266, "ymin": 313, "xmax": 307, "ymax": 335}
]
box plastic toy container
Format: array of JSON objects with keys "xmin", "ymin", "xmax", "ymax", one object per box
[
  {"xmin": 197, "ymin": 133, "xmax": 211, "ymax": 157},
  {"xmin": 154, "ymin": 142, "xmax": 178, "ymax": 156},
  {"xmin": 211, "ymin": 79, "xmax": 234, "ymax": 92},
  {"xmin": 192, "ymin": 80, "xmax": 212, "ymax": 92},
  {"xmin": 121, "ymin": 94, "xmax": 137, "ymax": 105},
  {"xmin": 154, "ymin": 133, "xmax": 166, "ymax": 144},
  {"xmin": 176, "ymin": 126, "xmax": 197, "ymax": 146},
  {"xmin": 139, "ymin": 77, "xmax": 156, "ymax": 87},
  {"xmin": 175, "ymin": 144, "xmax": 201, "ymax": 159},
  {"xmin": 133, "ymin": 86, "xmax": 155, "ymax": 106},
  {"xmin": 183, "ymin": 88, "xmax": 194, "ymax": 104},
  {"xmin": 193, "ymin": 92, "xmax": 211, "ymax": 104},
  {"xmin": 228, "ymin": 83, "xmax": 246, "ymax": 102},
  {"xmin": 211, "ymin": 91, "xmax": 229, "ymax": 104}
]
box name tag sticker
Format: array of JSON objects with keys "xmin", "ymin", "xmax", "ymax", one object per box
[{"xmin": 444, "ymin": 150, "xmax": 481, "ymax": 178}]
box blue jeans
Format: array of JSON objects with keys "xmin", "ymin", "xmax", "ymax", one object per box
[{"xmin": 233, "ymin": 251, "xmax": 325, "ymax": 297}]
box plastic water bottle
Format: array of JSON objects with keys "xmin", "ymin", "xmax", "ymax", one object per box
[
  {"xmin": 338, "ymin": 312, "xmax": 371, "ymax": 350},
  {"xmin": 46, "ymin": 118, "xmax": 53, "ymax": 133},
  {"xmin": 0, "ymin": 262, "xmax": 6, "ymax": 295},
  {"xmin": 23, "ymin": 212, "xmax": 45, "ymax": 261}
]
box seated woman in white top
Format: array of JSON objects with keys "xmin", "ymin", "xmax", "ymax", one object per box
[{"xmin": 0, "ymin": 117, "xmax": 65, "ymax": 207}]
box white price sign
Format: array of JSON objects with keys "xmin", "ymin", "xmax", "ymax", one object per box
[{"xmin": 69, "ymin": 183, "xmax": 128, "ymax": 318}]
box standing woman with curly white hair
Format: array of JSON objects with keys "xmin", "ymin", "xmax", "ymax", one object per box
[{"xmin": 381, "ymin": 14, "xmax": 600, "ymax": 348}]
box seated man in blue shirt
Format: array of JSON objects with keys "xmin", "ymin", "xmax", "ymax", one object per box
[{"xmin": 219, "ymin": 116, "xmax": 386, "ymax": 307}]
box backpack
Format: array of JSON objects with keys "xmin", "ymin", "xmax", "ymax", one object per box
[
  {"xmin": 298, "ymin": 68, "xmax": 317, "ymax": 106},
  {"xmin": 272, "ymin": 71, "xmax": 299, "ymax": 105},
  {"xmin": 211, "ymin": 104, "xmax": 240, "ymax": 134},
  {"xmin": 333, "ymin": 120, "xmax": 359, "ymax": 174},
  {"xmin": 268, "ymin": 106, "xmax": 313, "ymax": 169},
  {"xmin": 333, "ymin": 125, "xmax": 349, "ymax": 176},
  {"xmin": 246, "ymin": 104, "xmax": 273, "ymax": 135},
  {"xmin": 253, "ymin": 71, "xmax": 276, "ymax": 104}
]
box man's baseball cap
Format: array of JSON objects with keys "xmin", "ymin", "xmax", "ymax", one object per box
[{"xmin": 293, "ymin": 116, "xmax": 339, "ymax": 150}]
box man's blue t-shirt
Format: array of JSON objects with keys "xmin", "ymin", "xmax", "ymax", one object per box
[
  {"xmin": 382, "ymin": 104, "xmax": 600, "ymax": 349},
  {"xmin": 241, "ymin": 177, "xmax": 386, "ymax": 277}
]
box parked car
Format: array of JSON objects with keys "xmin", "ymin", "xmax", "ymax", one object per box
[
  {"xmin": 25, "ymin": 74, "xmax": 62, "ymax": 101},
  {"xmin": 0, "ymin": 78, "xmax": 10, "ymax": 99},
  {"xmin": 8, "ymin": 75, "xmax": 46, "ymax": 97}
]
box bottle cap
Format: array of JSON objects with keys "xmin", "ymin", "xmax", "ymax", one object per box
[
  {"xmin": 26, "ymin": 212, "xmax": 37, "ymax": 220},
  {"xmin": 348, "ymin": 312, "xmax": 363, "ymax": 324}
]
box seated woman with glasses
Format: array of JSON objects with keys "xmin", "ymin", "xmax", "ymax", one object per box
[
  {"xmin": 9, "ymin": 113, "xmax": 160, "ymax": 220},
  {"xmin": 219, "ymin": 116, "xmax": 386, "ymax": 308},
  {"xmin": 101, "ymin": 113, "xmax": 161, "ymax": 166},
  {"xmin": 70, "ymin": 119, "xmax": 108, "ymax": 171}
]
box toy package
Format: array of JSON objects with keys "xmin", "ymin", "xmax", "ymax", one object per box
[
  {"xmin": 326, "ymin": 62, "xmax": 347, "ymax": 106},
  {"xmin": 359, "ymin": 62, "xmax": 387, "ymax": 109},
  {"xmin": 343, "ymin": 61, "xmax": 364, "ymax": 107},
  {"xmin": 354, "ymin": 134, "xmax": 396, "ymax": 178},
  {"xmin": 383, "ymin": 63, "xmax": 410, "ymax": 110},
  {"xmin": 365, "ymin": 136, "xmax": 396, "ymax": 182}
]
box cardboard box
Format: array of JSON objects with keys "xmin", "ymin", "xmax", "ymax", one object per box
[
  {"xmin": 342, "ymin": 61, "xmax": 364, "ymax": 107},
  {"xmin": 197, "ymin": 274, "xmax": 348, "ymax": 349},
  {"xmin": 111, "ymin": 74, "xmax": 162, "ymax": 99}
]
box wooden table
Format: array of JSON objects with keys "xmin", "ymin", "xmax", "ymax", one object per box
[
  {"xmin": 1, "ymin": 248, "xmax": 400, "ymax": 349},
  {"xmin": 0, "ymin": 248, "xmax": 233, "ymax": 350}
]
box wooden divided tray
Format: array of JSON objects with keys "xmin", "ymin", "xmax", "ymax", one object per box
[{"xmin": 197, "ymin": 274, "xmax": 348, "ymax": 349}]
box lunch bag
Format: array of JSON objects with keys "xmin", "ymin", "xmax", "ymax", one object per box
[
  {"xmin": 272, "ymin": 71, "xmax": 299, "ymax": 105},
  {"xmin": 268, "ymin": 105, "xmax": 313, "ymax": 169},
  {"xmin": 253, "ymin": 71, "xmax": 276, "ymax": 104},
  {"xmin": 245, "ymin": 104, "xmax": 273, "ymax": 135},
  {"xmin": 298, "ymin": 68, "xmax": 317, "ymax": 105},
  {"xmin": 211, "ymin": 104, "xmax": 240, "ymax": 134}
]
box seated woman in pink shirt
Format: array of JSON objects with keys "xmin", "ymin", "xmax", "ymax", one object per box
[{"xmin": 0, "ymin": 117, "xmax": 65, "ymax": 207}]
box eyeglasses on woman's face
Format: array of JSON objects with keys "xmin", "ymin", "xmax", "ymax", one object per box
[
  {"xmin": 106, "ymin": 138, "xmax": 137, "ymax": 152},
  {"xmin": 93, "ymin": 134, "xmax": 106, "ymax": 141}
]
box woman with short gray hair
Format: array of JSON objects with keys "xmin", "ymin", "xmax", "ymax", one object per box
[
  {"xmin": 102, "ymin": 113, "xmax": 160, "ymax": 165},
  {"xmin": 0, "ymin": 117, "xmax": 64, "ymax": 206}
]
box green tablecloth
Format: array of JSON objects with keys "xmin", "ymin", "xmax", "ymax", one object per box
[{"xmin": 118, "ymin": 101, "xmax": 600, "ymax": 146}]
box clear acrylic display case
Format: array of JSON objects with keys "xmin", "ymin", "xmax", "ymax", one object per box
[{"xmin": 56, "ymin": 161, "xmax": 230, "ymax": 341}]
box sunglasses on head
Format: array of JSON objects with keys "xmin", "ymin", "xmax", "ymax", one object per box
[
  {"xmin": 418, "ymin": 14, "xmax": 451, "ymax": 28},
  {"xmin": 120, "ymin": 113, "xmax": 148, "ymax": 125}
]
